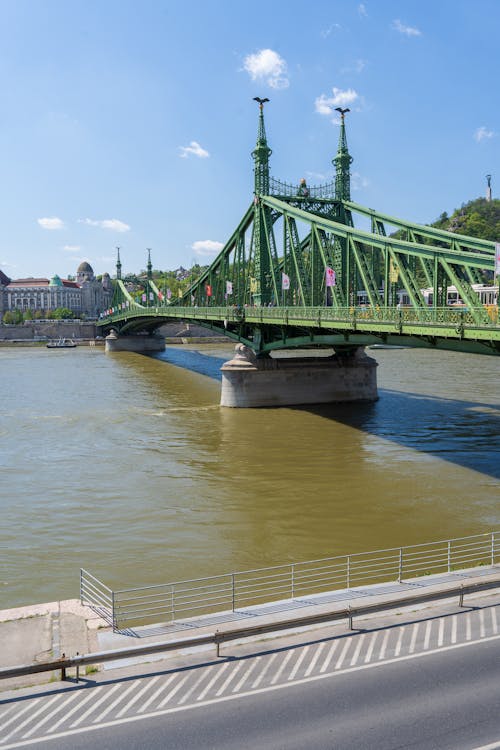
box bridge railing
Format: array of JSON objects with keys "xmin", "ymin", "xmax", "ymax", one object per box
[
  {"xmin": 81, "ymin": 531, "xmax": 499, "ymax": 632},
  {"xmin": 99, "ymin": 305, "xmax": 499, "ymax": 329},
  {"xmin": 268, "ymin": 177, "xmax": 336, "ymax": 199}
]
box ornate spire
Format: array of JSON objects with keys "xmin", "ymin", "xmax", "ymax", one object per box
[
  {"xmin": 116, "ymin": 246, "xmax": 122, "ymax": 280},
  {"xmin": 252, "ymin": 97, "xmax": 272, "ymax": 195},
  {"xmin": 333, "ymin": 108, "xmax": 353, "ymax": 201},
  {"xmin": 146, "ymin": 248, "xmax": 152, "ymax": 280}
]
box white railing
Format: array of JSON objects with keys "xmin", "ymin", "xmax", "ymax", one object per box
[{"xmin": 81, "ymin": 531, "xmax": 499, "ymax": 631}]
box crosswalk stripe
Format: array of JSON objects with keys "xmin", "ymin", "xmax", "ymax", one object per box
[
  {"xmin": 22, "ymin": 690, "xmax": 82, "ymax": 738},
  {"xmin": 251, "ymin": 654, "xmax": 277, "ymax": 689},
  {"xmin": 270, "ymin": 649, "xmax": 295, "ymax": 684},
  {"xmin": 178, "ymin": 668, "xmax": 213, "ymax": 705},
  {"xmin": 137, "ymin": 673, "xmax": 177, "ymax": 714},
  {"xmin": 92, "ymin": 680, "xmax": 141, "ymax": 723},
  {"xmin": 394, "ymin": 626, "xmax": 405, "ymax": 656},
  {"xmin": 320, "ymin": 640, "xmax": 339, "ymax": 673},
  {"xmin": 491, "ymin": 607, "xmax": 498, "ymax": 634},
  {"xmin": 49, "ymin": 686, "xmax": 104, "ymax": 732},
  {"xmin": 116, "ymin": 675, "xmax": 161, "ymax": 717},
  {"xmin": 70, "ymin": 684, "xmax": 121, "ymax": 728},
  {"xmin": 0, "ymin": 698, "xmax": 41, "ymax": 737},
  {"xmin": 215, "ymin": 660, "xmax": 244, "ymax": 696},
  {"xmin": 232, "ymin": 657, "xmax": 261, "ymax": 693},
  {"xmin": 423, "ymin": 620, "xmax": 432, "ymax": 650},
  {"xmin": 409, "ymin": 622, "xmax": 420, "ymax": 654},
  {"xmin": 451, "ymin": 615, "xmax": 457, "ymax": 644},
  {"xmin": 304, "ymin": 643, "xmax": 325, "ymax": 677},
  {"xmin": 437, "ymin": 618, "xmax": 445, "ymax": 647},
  {"xmin": 197, "ymin": 663, "xmax": 230, "ymax": 701},
  {"xmin": 364, "ymin": 631, "xmax": 379, "ymax": 662},
  {"xmin": 349, "ymin": 633, "xmax": 367, "ymax": 666},
  {"xmin": 378, "ymin": 629, "xmax": 391, "ymax": 660},
  {"xmin": 466, "ymin": 612, "xmax": 472, "ymax": 641},
  {"xmin": 288, "ymin": 646, "xmax": 310, "ymax": 681},
  {"xmin": 335, "ymin": 637, "xmax": 353, "ymax": 670},
  {"xmin": 157, "ymin": 673, "xmax": 191, "ymax": 708},
  {"xmin": 479, "ymin": 609, "xmax": 486, "ymax": 638},
  {"xmin": 2, "ymin": 696, "xmax": 59, "ymax": 744}
]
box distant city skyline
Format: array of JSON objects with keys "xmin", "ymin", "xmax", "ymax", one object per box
[{"xmin": 0, "ymin": 0, "xmax": 497, "ymax": 280}]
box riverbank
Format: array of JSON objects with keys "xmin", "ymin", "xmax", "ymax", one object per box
[
  {"xmin": 0, "ymin": 321, "xmax": 227, "ymax": 345},
  {"xmin": 1, "ymin": 566, "xmax": 498, "ymax": 691}
]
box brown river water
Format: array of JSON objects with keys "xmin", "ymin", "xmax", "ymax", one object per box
[{"xmin": 0, "ymin": 343, "xmax": 499, "ymax": 608}]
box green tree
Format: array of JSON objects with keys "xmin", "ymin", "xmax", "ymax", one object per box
[{"xmin": 52, "ymin": 307, "xmax": 74, "ymax": 319}]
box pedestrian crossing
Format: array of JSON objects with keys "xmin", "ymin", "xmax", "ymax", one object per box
[{"xmin": 0, "ymin": 604, "xmax": 499, "ymax": 748}]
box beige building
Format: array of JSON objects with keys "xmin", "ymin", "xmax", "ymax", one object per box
[{"xmin": 0, "ymin": 262, "xmax": 113, "ymax": 318}]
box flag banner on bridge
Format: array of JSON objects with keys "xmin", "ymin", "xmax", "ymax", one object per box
[
  {"xmin": 326, "ymin": 267, "xmax": 336, "ymax": 287},
  {"xmin": 178, "ymin": 288, "xmax": 183, "ymax": 297},
  {"xmin": 495, "ymin": 243, "xmax": 500, "ymax": 276},
  {"xmin": 226, "ymin": 280, "xmax": 233, "ymax": 295},
  {"xmin": 141, "ymin": 293, "xmax": 146, "ymax": 302},
  {"xmin": 166, "ymin": 288, "xmax": 172, "ymax": 299},
  {"xmin": 149, "ymin": 292, "xmax": 154, "ymax": 301},
  {"xmin": 282, "ymin": 273, "xmax": 290, "ymax": 290},
  {"xmin": 206, "ymin": 284, "xmax": 212, "ymax": 297},
  {"xmin": 390, "ymin": 259, "xmax": 399, "ymax": 283},
  {"xmin": 250, "ymin": 277, "xmax": 257, "ymax": 293},
  {"xmin": 158, "ymin": 291, "xmax": 164, "ymax": 301}
]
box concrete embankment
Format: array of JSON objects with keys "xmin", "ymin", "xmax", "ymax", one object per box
[{"xmin": 0, "ymin": 321, "xmax": 227, "ymax": 345}]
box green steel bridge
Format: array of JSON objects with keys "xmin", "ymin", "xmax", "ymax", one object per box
[{"xmin": 98, "ymin": 102, "xmax": 499, "ymax": 357}]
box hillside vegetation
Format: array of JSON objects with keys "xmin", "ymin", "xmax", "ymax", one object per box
[{"xmin": 431, "ymin": 197, "xmax": 500, "ymax": 242}]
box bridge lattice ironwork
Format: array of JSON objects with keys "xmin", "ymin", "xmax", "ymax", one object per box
[{"xmin": 98, "ymin": 103, "xmax": 499, "ymax": 356}]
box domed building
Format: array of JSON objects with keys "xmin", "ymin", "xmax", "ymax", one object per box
[
  {"xmin": 0, "ymin": 261, "xmax": 113, "ymax": 318},
  {"xmin": 75, "ymin": 261, "xmax": 113, "ymax": 317}
]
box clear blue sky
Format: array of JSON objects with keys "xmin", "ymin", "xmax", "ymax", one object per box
[{"xmin": 0, "ymin": 0, "xmax": 497, "ymax": 279}]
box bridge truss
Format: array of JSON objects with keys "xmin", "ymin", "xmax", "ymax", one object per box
[{"xmin": 99, "ymin": 104, "xmax": 499, "ymax": 356}]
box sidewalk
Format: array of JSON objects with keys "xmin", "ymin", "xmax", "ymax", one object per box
[{"xmin": 1, "ymin": 566, "xmax": 498, "ymax": 691}]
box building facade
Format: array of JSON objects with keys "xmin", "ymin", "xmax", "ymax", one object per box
[{"xmin": 0, "ymin": 262, "xmax": 113, "ymax": 318}]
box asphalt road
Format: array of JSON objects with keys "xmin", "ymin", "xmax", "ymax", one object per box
[{"xmin": 1, "ymin": 603, "xmax": 499, "ymax": 749}]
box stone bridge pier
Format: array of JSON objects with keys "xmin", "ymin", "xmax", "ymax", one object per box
[
  {"xmin": 220, "ymin": 344, "xmax": 378, "ymax": 408},
  {"xmin": 104, "ymin": 329, "xmax": 165, "ymax": 353}
]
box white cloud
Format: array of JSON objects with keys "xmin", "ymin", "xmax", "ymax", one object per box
[
  {"xmin": 62, "ymin": 244, "xmax": 81, "ymax": 252},
  {"xmin": 79, "ymin": 218, "xmax": 130, "ymax": 232},
  {"xmin": 358, "ymin": 3, "xmax": 368, "ymax": 17},
  {"xmin": 474, "ymin": 126, "xmax": 494, "ymax": 142},
  {"xmin": 352, "ymin": 171, "xmax": 370, "ymax": 190},
  {"xmin": 191, "ymin": 239, "xmax": 224, "ymax": 258},
  {"xmin": 320, "ymin": 24, "xmax": 341, "ymax": 38},
  {"xmin": 243, "ymin": 48, "xmax": 289, "ymax": 89},
  {"xmin": 315, "ymin": 87, "xmax": 359, "ymax": 116},
  {"xmin": 392, "ymin": 19, "xmax": 422, "ymax": 36},
  {"xmin": 178, "ymin": 141, "xmax": 210, "ymax": 159},
  {"xmin": 306, "ymin": 170, "xmax": 329, "ymax": 182},
  {"xmin": 37, "ymin": 217, "xmax": 64, "ymax": 230},
  {"xmin": 341, "ymin": 59, "xmax": 367, "ymax": 74}
]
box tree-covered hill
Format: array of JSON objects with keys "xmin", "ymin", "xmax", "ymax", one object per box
[{"xmin": 431, "ymin": 197, "xmax": 500, "ymax": 242}]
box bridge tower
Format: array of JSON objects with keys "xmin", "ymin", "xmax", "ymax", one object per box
[
  {"xmin": 252, "ymin": 98, "xmax": 272, "ymax": 306},
  {"xmin": 333, "ymin": 108, "xmax": 353, "ymax": 202},
  {"xmin": 115, "ymin": 247, "xmax": 122, "ymax": 280}
]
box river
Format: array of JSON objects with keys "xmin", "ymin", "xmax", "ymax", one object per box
[{"xmin": 0, "ymin": 343, "xmax": 499, "ymax": 609}]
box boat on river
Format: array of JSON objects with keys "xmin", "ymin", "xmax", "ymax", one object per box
[{"xmin": 46, "ymin": 338, "xmax": 77, "ymax": 349}]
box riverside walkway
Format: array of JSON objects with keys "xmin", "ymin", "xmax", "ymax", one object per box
[{"xmin": 1, "ymin": 563, "xmax": 498, "ymax": 692}]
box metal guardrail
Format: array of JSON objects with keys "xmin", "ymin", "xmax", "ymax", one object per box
[
  {"xmin": 3, "ymin": 576, "xmax": 500, "ymax": 682},
  {"xmin": 80, "ymin": 532, "xmax": 499, "ymax": 632}
]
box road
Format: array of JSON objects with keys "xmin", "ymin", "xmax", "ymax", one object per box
[{"xmin": 1, "ymin": 599, "xmax": 499, "ymax": 749}]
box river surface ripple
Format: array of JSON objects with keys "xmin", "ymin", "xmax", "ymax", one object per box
[{"xmin": 0, "ymin": 344, "xmax": 499, "ymax": 608}]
